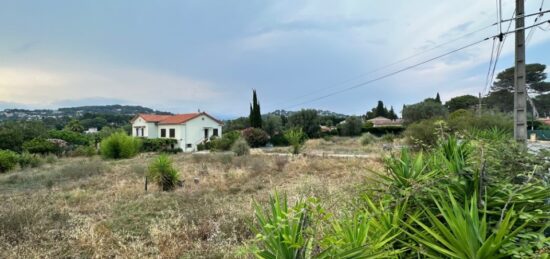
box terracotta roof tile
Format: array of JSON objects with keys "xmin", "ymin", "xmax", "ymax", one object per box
[{"xmin": 133, "ymin": 112, "xmax": 223, "ymax": 125}]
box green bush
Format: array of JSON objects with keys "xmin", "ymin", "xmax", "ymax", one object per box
[
  {"xmin": 70, "ymin": 145, "xmax": 97, "ymax": 157},
  {"xmin": 147, "ymin": 154, "xmax": 180, "ymax": 191},
  {"xmin": 210, "ymin": 131, "xmax": 240, "ymax": 151},
  {"xmin": 48, "ymin": 130, "xmax": 91, "ymax": 145},
  {"xmin": 22, "ymin": 138, "xmax": 61, "ymax": 155},
  {"xmin": 0, "ymin": 150, "xmax": 20, "ymax": 173},
  {"xmin": 140, "ymin": 138, "xmax": 178, "ymax": 152},
  {"xmin": 231, "ymin": 137, "xmax": 250, "ymax": 156},
  {"xmin": 18, "ymin": 152, "xmax": 43, "ymax": 168},
  {"xmin": 284, "ymin": 128, "xmax": 306, "ymax": 154},
  {"xmin": 403, "ymin": 119, "xmax": 440, "ymax": 147},
  {"xmin": 269, "ymin": 133, "xmax": 289, "ymax": 146},
  {"xmin": 337, "ymin": 116, "xmax": 363, "ymax": 136},
  {"xmin": 100, "ymin": 132, "xmax": 141, "ymax": 159},
  {"xmin": 360, "ymin": 133, "xmax": 378, "ymax": 146},
  {"xmin": 242, "ymin": 127, "xmax": 269, "ymax": 148}
]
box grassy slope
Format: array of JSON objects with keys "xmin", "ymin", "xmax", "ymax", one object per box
[{"xmin": 0, "ymin": 145, "xmax": 382, "ymax": 258}]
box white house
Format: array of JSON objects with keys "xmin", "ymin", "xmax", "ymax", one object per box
[{"xmin": 130, "ymin": 112, "xmax": 223, "ymax": 152}]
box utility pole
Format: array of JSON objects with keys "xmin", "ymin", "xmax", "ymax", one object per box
[
  {"xmin": 514, "ymin": 0, "xmax": 527, "ymax": 142},
  {"xmin": 478, "ymin": 92, "xmax": 482, "ymax": 116}
]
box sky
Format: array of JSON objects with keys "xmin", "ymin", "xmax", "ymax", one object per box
[{"xmin": 1, "ymin": 0, "xmax": 549, "ymax": 118}]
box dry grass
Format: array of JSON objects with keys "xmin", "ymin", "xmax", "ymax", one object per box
[{"xmin": 0, "ymin": 144, "xmax": 382, "ymax": 258}]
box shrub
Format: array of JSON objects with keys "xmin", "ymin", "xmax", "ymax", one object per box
[
  {"xmin": 360, "ymin": 133, "xmax": 378, "ymax": 146},
  {"xmin": 284, "ymin": 128, "xmax": 306, "ymax": 155},
  {"xmin": 270, "ymin": 133, "xmax": 289, "ymax": 147},
  {"xmin": 48, "ymin": 130, "xmax": 91, "ymax": 146},
  {"xmin": 337, "ymin": 116, "xmax": 363, "ymax": 136},
  {"xmin": 147, "ymin": 154, "xmax": 180, "ymax": 191},
  {"xmin": 18, "ymin": 152, "xmax": 43, "ymax": 168},
  {"xmin": 100, "ymin": 132, "xmax": 141, "ymax": 159},
  {"xmin": 231, "ymin": 137, "xmax": 250, "ymax": 156},
  {"xmin": 0, "ymin": 150, "xmax": 19, "ymax": 173},
  {"xmin": 364, "ymin": 126, "xmax": 405, "ymax": 136},
  {"xmin": 274, "ymin": 156, "xmax": 288, "ymax": 172},
  {"xmin": 22, "ymin": 138, "xmax": 61, "ymax": 155},
  {"xmin": 210, "ymin": 131, "xmax": 240, "ymax": 151},
  {"xmin": 403, "ymin": 119, "xmax": 439, "ymax": 147},
  {"xmin": 140, "ymin": 138, "xmax": 178, "ymax": 152},
  {"xmin": 242, "ymin": 127, "xmax": 269, "ymax": 148},
  {"xmin": 70, "ymin": 145, "xmax": 97, "ymax": 157}
]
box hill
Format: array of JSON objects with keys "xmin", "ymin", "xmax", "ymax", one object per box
[
  {"xmin": 0, "ymin": 105, "xmax": 171, "ymax": 121},
  {"xmin": 266, "ymin": 109, "xmax": 348, "ymax": 118}
]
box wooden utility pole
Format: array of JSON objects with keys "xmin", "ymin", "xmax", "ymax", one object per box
[
  {"xmin": 514, "ymin": 0, "xmax": 527, "ymax": 142},
  {"xmin": 478, "ymin": 92, "xmax": 482, "ymax": 116}
]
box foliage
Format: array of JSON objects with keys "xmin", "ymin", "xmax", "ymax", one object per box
[
  {"xmin": 22, "ymin": 138, "xmax": 62, "ymax": 155},
  {"xmin": 483, "ymin": 90, "xmax": 514, "ymax": 113},
  {"xmin": 242, "ymin": 127, "xmax": 269, "ymax": 148},
  {"xmin": 381, "ymin": 149, "xmax": 437, "ymax": 190},
  {"xmin": 209, "ymin": 131, "xmax": 241, "ymax": 151},
  {"xmin": 445, "ymin": 95, "xmax": 479, "ymax": 113},
  {"xmin": 288, "ymin": 109, "xmax": 321, "ymax": 138},
  {"xmin": 284, "ymin": 128, "xmax": 306, "ymax": 154},
  {"xmin": 0, "ymin": 121, "xmax": 48, "ymax": 152},
  {"xmin": 231, "ymin": 137, "xmax": 250, "ymax": 156},
  {"xmin": 249, "ymin": 89, "xmax": 263, "ymax": 128},
  {"xmin": 18, "ymin": 152, "xmax": 43, "ymax": 168},
  {"xmin": 250, "ymin": 192, "xmax": 315, "ymax": 259},
  {"xmin": 100, "ymin": 132, "xmax": 141, "ymax": 159},
  {"xmin": 337, "ymin": 116, "xmax": 363, "ymax": 136},
  {"xmin": 264, "ymin": 115, "xmax": 283, "ymax": 136},
  {"xmin": 402, "ymin": 99, "xmax": 448, "ymax": 125},
  {"xmin": 364, "ymin": 125, "xmax": 405, "ymax": 136},
  {"xmin": 405, "ymin": 191, "xmax": 525, "ymax": 259},
  {"xmin": 64, "ymin": 119, "xmax": 85, "ymax": 133},
  {"xmin": 491, "ymin": 63, "xmax": 550, "ymax": 94},
  {"xmin": 70, "ymin": 145, "xmax": 97, "ymax": 157},
  {"xmin": 140, "ymin": 138, "xmax": 178, "ymax": 152},
  {"xmin": 147, "ymin": 154, "xmax": 180, "ymax": 191},
  {"xmin": 403, "ymin": 119, "xmax": 440, "ymax": 147},
  {"xmin": 270, "ymin": 133, "xmax": 290, "ymax": 146},
  {"xmin": 48, "ymin": 130, "xmax": 91, "ymax": 146},
  {"xmin": 223, "ymin": 117, "xmax": 250, "ymax": 132},
  {"xmin": 360, "ymin": 133, "xmax": 378, "ymax": 146},
  {"xmin": 0, "ymin": 149, "xmax": 20, "ymax": 173}
]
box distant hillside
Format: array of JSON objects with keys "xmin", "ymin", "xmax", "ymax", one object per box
[
  {"xmin": 267, "ymin": 109, "xmax": 348, "ymax": 118},
  {"xmin": 0, "ymin": 105, "xmax": 171, "ymax": 121}
]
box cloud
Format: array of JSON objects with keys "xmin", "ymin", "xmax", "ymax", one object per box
[{"xmin": 0, "ymin": 65, "xmax": 223, "ymax": 110}]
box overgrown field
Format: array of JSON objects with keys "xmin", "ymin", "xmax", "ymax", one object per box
[{"xmin": 0, "ymin": 149, "xmax": 382, "ymax": 258}]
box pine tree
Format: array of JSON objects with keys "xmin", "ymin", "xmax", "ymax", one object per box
[
  {"xmin": 435, "ymin": 92, "xmax": 441, "ymax": 103},
  {"xmin": 249, "ymin": 89, "xmax": 262, "ymax": 128},
  {"xmin": 375, "ymin": 100, "xmax": 387, "ymax": 117},
  {"xmin": 388, "ymin": 106, "xmax": 398, "ymax": 120}
]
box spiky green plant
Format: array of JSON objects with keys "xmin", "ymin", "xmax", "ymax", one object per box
[
  {"xmin": 381, "ymin": 149, "xmax": 437, "ymax": 189},
  {"xmin": 147, "ymin": 154, "xmax": 180, "ymax": 191},
  {"xmin": 404, "ymin": 190, "xmax": 526, "ymax": 258},
  {"xmin": 319, "ymin": 211, "xmax": 403, "ymax": 259},
  {"xmin": 250, "ymin": 192, "xmax": 313, "ymax": 259},
  {"xmin": 284, "ymin": 128, "xmax": 306, "ymax": 155}
]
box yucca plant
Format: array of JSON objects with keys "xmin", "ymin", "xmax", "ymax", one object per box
[
  {"xmin": 381, "ymin": 149, "xmax": 437, "ymax": 189},
  {"xmin": 404, "ymin": 190, "xmax": 526, "ymax": 259},
  {"xmin": 319, "ymin": 211, "xmax": 403, "ymax": 259},
  {"xmin": 284, "ymin": 128, "xmax": 306, "ymax": 155},
  {"xmin": 147, "ymin": 154, "xmax": 180, "ymax": 191},
  {"xmin": 250, "ymin": 192, "xmax": 313, "ymax": 259}
]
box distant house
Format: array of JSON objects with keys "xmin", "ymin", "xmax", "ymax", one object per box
[
  {"xmin": 84, "ymin": 128, "xmax": 98, "ymax": 134},
  {"xmin": 367, "ymin": 117, "xmax": 403, "ymax": 128},
  {"xmin": 130, "ymin": 112, "xmax": 223, "ymax": 152}
]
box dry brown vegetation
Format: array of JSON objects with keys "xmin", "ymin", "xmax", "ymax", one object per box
[{"xmin": 0, "ymin": 144, "xmax": 383, "ymax": 258}]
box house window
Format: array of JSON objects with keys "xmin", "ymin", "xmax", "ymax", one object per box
[
  {"xmin": 169, "ymin": 128, "xmax": 175, "ymax": 138},
  {"xmin": 204, "ymin": 128, "xmax": 209, "ymax": 139},
  {"xmin": 135, "ymin": 127, "xmax": 139, "ymax": 136},
  {"xmin": 160, "ymin": 129, "xmax": 166, "ymax": 138},
  {"xmin": 213, "ymin": 128, "xmax": 219, "ymax": 137},
  {"xmin": 186, "ymin": 144, "xmax": 192, "ymax": 148}
]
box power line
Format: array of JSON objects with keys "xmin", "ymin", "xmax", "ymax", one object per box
[
  {"xmin": 269, "ymin": 21, "xmax": 498, "ymax": 108},
  {"xmin": 282, "ymin": 18, "xmax": 550, "ymax": 109}
]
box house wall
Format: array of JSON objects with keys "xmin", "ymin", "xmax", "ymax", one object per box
[
  {"xmin": 181, "ymin": 115, "xmax": 223, "ymax": 152},
  {"xmin": 132, "ymin": 117, "xmax": 149, "ymax": 137}
]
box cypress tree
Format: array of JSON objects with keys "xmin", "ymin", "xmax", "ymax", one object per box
[
  {"xmin": 249, "ymin": 89, "xmax": 263, "ymax": 128},
  {"xmin": 435, "ymin": 92, "xmax": 441, "ymax": 103}
]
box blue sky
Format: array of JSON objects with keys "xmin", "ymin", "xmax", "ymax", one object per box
[{"xmin": 1, "ymin": 0, "xmax": 549, "ymax": 118}]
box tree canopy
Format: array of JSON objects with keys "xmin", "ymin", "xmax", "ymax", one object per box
[
  {"xmin": 445, "ymin": 95, "xmax": 478, "ymax": 113},
  {"xmin": 491, "ymin": 63, "xmax": 550, "ymax": 94},
  {"xmin": 249, "ymin": 89, "xmax": 262, "ymax": 128}
]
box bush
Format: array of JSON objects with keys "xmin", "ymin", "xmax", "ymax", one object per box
[
  {"xmin": 242, "ymin": 127, "xmax": 269, "ymax": 148},
  {"xmin": 140, "ymin": 138, "xmax": 178, "ymax": 152},
  {"xmin": 70, "ymin": 145, "xmax": 97, "ymax": 157},
  {"xmin": 100, "ymin": 132, "xmax": 141, "ymax": 159},
  {"xmin": 22, "ymin": 138, "xmax": 61, "ymax": 155},
  {"xmin": 48, "ymin": 130, "xmax": 91, "ymax": 146},
  {"xmin": 0, "ymin": 150, "xmax": 19, "ymax": 173},
  {"xmin": 337, "ymin": 116, "xmax": 363, "ymax": 136},
  {"xmin": 147, "ymin": 154, "xmax": 180, "ymax": 191},
  {"xmin": 284, "ymin": 128, "xmax": 306, "ymax": 154},
  {"xmin": 403, "ymin": 119, "xmax": 439, "ymax": 147},
  {"xmin": 364, "ymin": 126, "xmax": 405, "ymax": 136},
  {"xmin": 18, "ymin": 152, "xmax": 43, "ymax": 168},
  {"xmin": 210, "ymin": 131, "xmax": 240, "ymax": 151},
  {"xmin": 360, "ymin": 133, "xmax": 378, "ymax": 146},
  {"xmin": 231, "ymin": 137, "xmax": 250, "ymax": 156},
  {"xmin": 270, "ymin": 133, "xmax": 289, "ymax": 146}
]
